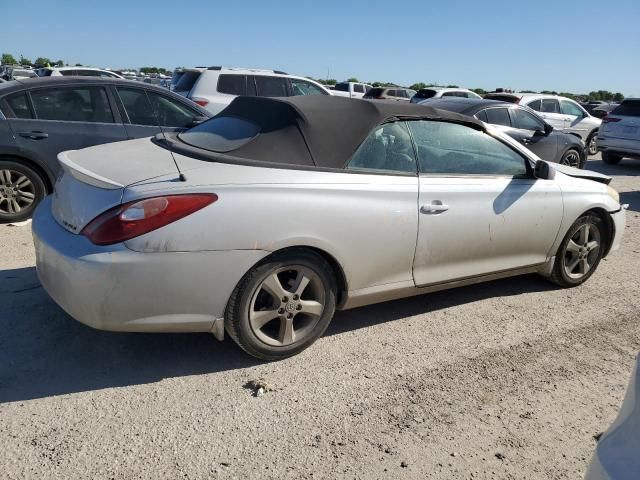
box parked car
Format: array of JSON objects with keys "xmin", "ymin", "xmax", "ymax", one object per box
[
  {"xmin": 35, "ymin": 67, "xmax": 124, "ymax": 79},
  {"xmin": 331, "ymin": 81, "xmax": 372, "ymax": 98},
  {"xmin": 32, "ymin": 96, "xmax": 625, "ymax": 360},
  {"xmin": 591, "ymin": 103, "xmax": 619, "ymax": 119},
  {"xmin": 483, "ymin": 93, "xmax": 601, "ymax": 156},
  {"xmin": 597, "ymin": 99, "xmax": 640, "ymax": 165},
  {"xmin": 0, "ymin": 77, "xmax": 210, "ymax": 222},
  {"xmin": 172, "ymin": 66, "xmax": 331, "ymax": 114},
  {"xmin": 585, "ymin": 354, "xmax": 639, "ymax": 479},
  {"xmin": 363, "ymin": 87, "xmax": 416, "ymax": 101},
  {"xmin": 410, "ymin": 87, "xmax": 481, "ymax": 103},
  {"xmin": 421, "ymin": 98, "xmax": 586, "ymax": 168}
]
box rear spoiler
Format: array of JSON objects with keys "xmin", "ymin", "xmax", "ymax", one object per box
[{"xmin": 58, "ymin": 151, "xmax": 124, "ymax": 190}]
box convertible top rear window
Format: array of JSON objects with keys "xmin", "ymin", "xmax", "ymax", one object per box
[{"xmin": 179, "ymin": 116, "xmax": 260, "ymax": 152}]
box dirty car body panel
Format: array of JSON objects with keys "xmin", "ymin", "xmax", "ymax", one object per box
[{"xmin": 32, "ymin": 96, "xmax": 625, "ymax": 344}]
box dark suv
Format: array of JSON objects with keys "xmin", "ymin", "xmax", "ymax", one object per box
[{"xmin": 0, "ymin": 77, "xmax": 209, "ymax": 222}]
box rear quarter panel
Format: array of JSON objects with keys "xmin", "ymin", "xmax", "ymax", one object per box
[{"xmin": 124, "ymin": 164, "xmax": 419, "ymax": 292}]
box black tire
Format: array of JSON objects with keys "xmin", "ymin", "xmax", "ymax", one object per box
[
  {"xmin": 602, "ymin": 151, "xmax": 622, "ymax": 165},
  {"xmin": 559, "ymin": 148, "xmax": 582, "ymax": 168},
  {"xmin": 0, "ymin": 160, "xmax": 47, "ymax": 223},
  {"xmin": 549, "ymin": 214, "xmax": 606, "ymax": 288},
  {"xmin": 225, "ymin": 250, "xmax": 337, "ymax": 360},
  {"xmin": 586, "ymin": 131, "xmax": 598, "ymax": 157}
]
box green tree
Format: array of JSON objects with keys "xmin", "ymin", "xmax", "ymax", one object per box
[
  {"xmin": 471, "ymin": 88, "xmax": 486, "ymax": 95},
  {"xmin": 445, "ymin": 84, "xmax": 459, "ymax": 88},
  {"xmin": 1, "ymin": 53, "xmax": 17, "ymax": 65},
  {"xmin": 19, "ymin": 55, "xmax": 31, "ymax": 66},
  {"xmin": 346, "ymin": 77, "xmax": 360, "ymax": 83},
  {"xmin": 55, "ymin": 59, "xmax": 64, "ymax": 67},
  {"xmin": 613, "ymin": 92, "xmax": 624, "ymax": 102},
  {"xmin": 521, "ymin": 90, "xmax": 537, "ymax": 93},
  {"xmin": 409, "ymin": 82, "xmax": 428, "ymax": 91},
  {"xmin": 559, "ymin": 92, "xmax": 577, "ymax": 100},
  {"xmin": 34, "ymin": 57, "xmax": 51, "ymax": 67},
  {"xmin": 75, "ymin": 63, "xmax": 83, "ymax": 67}
]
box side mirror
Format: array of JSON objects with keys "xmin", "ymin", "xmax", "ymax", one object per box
[
  {"xmin": 534, "ymin": 160, "xmax": 556, "ymax": 180},
  {"xmin": 189, "ymin": 115, "xmax": 208, "ymax": 127},
  {"xmin": 544, "ymin": 123, "xmax": 554, "ymax": 135}
]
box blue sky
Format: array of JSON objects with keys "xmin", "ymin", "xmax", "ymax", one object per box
[{"xmin": 1, "ymin": 0, "xmax": 638, "ymax": 95}]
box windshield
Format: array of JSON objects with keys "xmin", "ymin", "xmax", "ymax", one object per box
[
  {"xmin": 174, "ymin": 71, "xmax": 201, "ymax": 93},
  {"xmin": 415, "ymin": 89, "xmax": 437, "ymax": 99},
  {"xmin": 178, "ymin": 116, "xmax": 260, "ymax": 152}
]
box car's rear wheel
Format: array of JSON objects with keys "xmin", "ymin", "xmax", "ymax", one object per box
[
  {"xmin": 225, "ymin": 250, "xmax": 337, "ymax": 360},
  {"xmin": 602, "ymin": 151, "xmax": 623, "ymax": 165},
  {"xmin": 549, "ymin": 214, "xmax": 606, "ymax": 288},
  {"xmin": 560, "ymin": 148, "xmax": 582, "ymax": 168},
  {"xmin": 0, "ymin": 160, "xmax": 46, "ymax": 223},
  {"xmin": 586, "ymin": 132, "xmax": 598, "ymax": 156}
]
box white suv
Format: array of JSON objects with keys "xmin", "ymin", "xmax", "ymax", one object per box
[
  {"xmin": 410, "ymin": 87, "xmax": 481, "ymax": 103},
  {"xmin": 34, "ymin": 67, "xmax": 123, "ymax": 79},
  {"xmin": 596, "ymin": 99, "xmax": 640, "ymax": 164},
  {"xmin": 172, "ymin": 67, "xmax": 332, "ymax": 115},
  {"xmin": 485, "ymin": 92, "xmax": 601, "ymax": 155}
]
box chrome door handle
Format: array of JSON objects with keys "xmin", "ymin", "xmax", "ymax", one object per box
[
  {"xmin": 18, "ymin": 131, "xmax": 48, "ymax": 140},
  {"xmin": 420, "ymin": 203, "xmax": 449, "ymax": 214}
]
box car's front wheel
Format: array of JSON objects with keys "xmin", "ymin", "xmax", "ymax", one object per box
[
  {"xmin": 560, "ymin": 148, "xmax": 582, "ymax": 168},
  {"xmin": 549, "ymin": 214, "xmax": 606, "ymax": 288},
  {"xmin": 0, "ymin": 160, "xmax": 47, "ymax": 223},
  {"xmin": 225, "ymin": 250, "xmax": 337, "ymax": 360}
]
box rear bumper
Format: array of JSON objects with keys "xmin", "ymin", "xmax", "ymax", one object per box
[
  {"xmin": 596, "ymin": 136, "xmax": 640, "ymax": 158},
  {"xmin": 32, "ymin": 196, "xmax": 268, "ymax": 333}
]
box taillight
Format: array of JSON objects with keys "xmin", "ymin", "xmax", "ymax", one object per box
[
  {"xmin": 192, "ymin": 97, "xmax": 209, "ymax": 107},
  {"xmin": 81, "ymin": 194, "xmax": 217, "ymax": 245},
  {"xmin": 602, "ymin": 115, "xmax": 621, "ymax": 123}
]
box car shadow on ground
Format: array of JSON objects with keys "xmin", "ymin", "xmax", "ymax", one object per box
[
  {"xmin": 1, "ymin": 266, "xmax": 556, "ymax": 403},
  {"xmin": 585, "ymin": 157, "xmax": 640, "ymax": 177}
]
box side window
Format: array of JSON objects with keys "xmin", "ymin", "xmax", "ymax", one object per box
[
  {"xmin": 541, "ymin": 99, "xmax": 560, "ymax": 113},
  {"xmin": 290, "ymin": 79, "xmax": 328, "ymax": 96},
  {"xmin": 527, "ymin": 99, "xmax": 542, "ymax": 111},
  {"xmin": 476, "ymin": 110, "xmax": 489, "ymax": 123},
  {"xmin": 217, "ymin": 74, "xmax": 246, "ymax": 95},
  {"xmin": 30, "ymin": 87, "xmax": 114, "ymax": 123},
  {"xmin": 5, "ymin": 93, "xmax": 33, "ymax": 119},
  {"xmin": 484, "ymin": 108, "xmax": 511, "ymax": 127},
  {"xmin": 560, "ymin": 100, "xmax": 584, "ymax": 117},
  {"xmin": 408, "ymin": 120, "xmax": 528, "ymax": 176},
  {"xmin": 118, "ymin": 87, "xmax": 197, "ymax": 128},
  {"xmin": 511, "ymin": 108, "xmax": 544, "ymax": 131},
  {"xmin": 347, "ymin": 122, "xmax": 416, "ymax": 173},
  {"xmin": 59, "ymin": 70, "xmax": 76, "ymax": 76},
  {"xmin": 353, "ymin": 84, "xmax": 365, "ymax": 93},
  {"xmin": 254, "ymin": 76, "xmax": 288, "ymax": 97}
]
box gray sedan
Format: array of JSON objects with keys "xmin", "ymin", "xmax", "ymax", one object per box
[
  {"xmin": 419, "ymin": 97, "xmax": 587, "ymax": 168},
  {"xmin": 0, "ymin": 77, "xmax": 209, "ymax": 222},
  {"xmin": 32, "ymin": 96, "xmax": 626, "ymax": 360}
]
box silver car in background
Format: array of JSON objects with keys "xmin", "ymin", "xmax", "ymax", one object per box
[
  {"xmin": 32, "ymin": 96, "xmax": 625, "ymax": 360},
  {"xmin": 597, "ymin": 99, "xmax": 640, "ymax": 165}
]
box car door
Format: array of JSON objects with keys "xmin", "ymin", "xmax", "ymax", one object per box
[
  {"xmin": 5, "ymin": 85, "xmax": 127, "ymax": 176},
  {"xmin": 407, "ymin": 120, "xmax": 563, "ymax": 286},
  {"xmin": 535, "ymin": 98, "xmax": 566, "ymax": 130},
  {"xmin": 115, "ymin": 86, "xmax": 203, "ymax": 139},
  {"xmin": 560, "ymin": 99, "xmax": 589, "ymax": 138},
  {"xmin": 506, "ymin": 107, "xmax": 558, "ymax": 161}
]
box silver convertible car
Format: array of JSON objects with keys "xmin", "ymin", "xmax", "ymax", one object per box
[{"xmin": 32, "ymin": 96, "xmax": 626, "ymax": 360}]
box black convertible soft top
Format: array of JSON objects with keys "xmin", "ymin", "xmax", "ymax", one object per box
[{"xmin": 169, "ymin": 95, "xmax": 486, "ymax": 170}]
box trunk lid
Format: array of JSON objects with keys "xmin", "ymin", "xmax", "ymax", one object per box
[
  {"xmin": 51, "ymin": 137, "xmax": 195, "ymax": 233},
  {"xmin": 601, "ymin": 100, "xmax": 640, "ymax": 141}
]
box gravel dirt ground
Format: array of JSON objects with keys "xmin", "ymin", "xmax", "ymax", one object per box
[{"xmin": 1, "ymin": 156, "xmax": 639, "ymax": 480}]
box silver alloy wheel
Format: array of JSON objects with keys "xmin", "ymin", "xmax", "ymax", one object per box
[
  {"xmin": 0, "ymin": 169, "xmax": 35, "ymax": 214},
  {"xmin": 561, "ymin": 150, "xmax": 581, "ymax": 168},
  {"xmin": 588, "ymin": 136, "xmax": 598, "ymax": 156},
  {"xmin": 249, "ymin": 265, "xmax": 325, "ymax": 347},
  {"xmin": 563, "ymin": 223, "xmax": 601, "ymax": 279}
]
